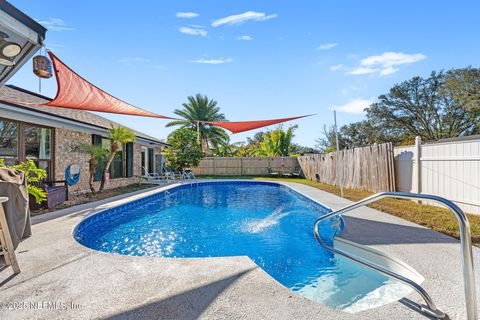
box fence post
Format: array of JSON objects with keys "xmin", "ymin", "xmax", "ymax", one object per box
[{"xmin": 414, "ymin": 136, "xmax": 422, "ymax": 195}]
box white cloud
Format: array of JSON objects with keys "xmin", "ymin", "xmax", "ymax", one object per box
[
  {"xmin": 379, "ymin": 66, "xmax": 399, "ymax": 75},
  {"xmin": 346, "ymin": 52, "xmax": 426, "ymax": 76},
  {"xmin": 176, "ymin": 12, "xmax": 199, "ymax": 18},
  {"xmin": 346, "ymin": 66, "xmax": 378, "ymax": 75},
  {"xmin": 212, "ymin": 11, "xmax": 277, "ymax": 27},
  {"xmin": 154, "ymin": 65, "xmax": 166, "ymax": 69},
  {"xmin": 334, "ymin": 98, "xmax": 373, "ymax": 114},
  {"xmin": 317, "ymin": 42, "xmax": 338, "ymax": 50},
  {"xmin": 237, "ymin": 35, "xmax": 253, "ymax": 41},
  {"xmin": 36, "ymin": 18, "xmax": 74, "ymax": 31},
  {"xmin": 118, "ymin": 57, "xmax": 151, "ymax": 66},
  {"xmin": 179, "ymin": 27, "xmax": 207, "ymax": 37},
  {"xmin": 330, "ymin": 64, "xmax": 344, "ymax": 71},
  {"xmin": 190, "ymin": 58, "xmax": 233, "ymax": 65}
]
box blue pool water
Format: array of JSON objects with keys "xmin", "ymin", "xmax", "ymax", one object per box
[{"xmin": 74, "ymin": 181, "xmax": 410, "ymax": 311}]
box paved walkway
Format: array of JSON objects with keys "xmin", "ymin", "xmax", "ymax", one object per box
[{"xmin": 0, "ymin": 181, "xmax": 478, "ymax": 319}]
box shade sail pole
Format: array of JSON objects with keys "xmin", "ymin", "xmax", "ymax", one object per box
[{"xmin": 334, "ymin": 110, "xmax": 344, "ymax": 197}]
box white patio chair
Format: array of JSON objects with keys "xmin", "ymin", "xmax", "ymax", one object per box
[{"xmin": 141, "ymin": 167, "xmax": 169, "ymax": 184}]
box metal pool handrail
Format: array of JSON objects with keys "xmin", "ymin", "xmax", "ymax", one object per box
[{"xmin": 313, "ymin": 191, "xmax": 477, "ymax": 320}]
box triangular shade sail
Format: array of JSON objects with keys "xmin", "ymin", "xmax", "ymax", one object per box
[
  {"xmin": 206, "ymin": 115, "xmax": 312, "ymax": 134},
  {"xmin": 43, "ymin": 51, "xmax": 174, "ymax": 119}
]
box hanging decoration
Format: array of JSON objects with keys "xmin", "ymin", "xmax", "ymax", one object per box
[
  {"xmin": 32, "ymin": 47, "xmax": 52, "ymax": 93},
  {"xmin": 42, "ymin": 51, "xmax": 175, "ymax": 119},
  {"xmin": 205, "ymin": 115, "xmax": 313, "ymax": 134},
  {"xmin": 32, "ymin": 55, "xmax": 52, "ymax": 79}
]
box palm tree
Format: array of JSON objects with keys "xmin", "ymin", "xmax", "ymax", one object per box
[
  {"xmin": 257, "ymin": 125, "xmax": 298, "ymax": 156},
  {"xmin": 166, "ymin": 94, "xmax": 228, "ymax": 152},
  {"xmin": 99, "ymin": 125, "xmax": 135, "ymax": 191},
  {"xmin": 76, "ymin": 144, "xmax": 109, "ymax": 194}
]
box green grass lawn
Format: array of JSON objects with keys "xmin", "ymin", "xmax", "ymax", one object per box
[{"xmin": 201, "ymin": 176, "xmax": 480, "ymax": 246}]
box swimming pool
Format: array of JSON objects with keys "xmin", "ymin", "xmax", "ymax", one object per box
[{"xmin": 74, "ymin": 181, "xmax": 412, "ymax": 312}]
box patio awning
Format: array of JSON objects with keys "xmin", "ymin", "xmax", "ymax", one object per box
[
  {"xmin": 43, "ymin": 51, "xmax": 174, "ymax": 119},
  {"xmin": 205, "ymin": 115, "xmax": 312, "ymax": 134}
]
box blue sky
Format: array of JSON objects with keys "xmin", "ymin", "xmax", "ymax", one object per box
[{"xmin": 8, "ymin": 0, "xmax": 480, "ymax": 147}]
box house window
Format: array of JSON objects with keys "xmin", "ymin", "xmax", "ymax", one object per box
[
  {"xmin": 125, "ymin": 142, "xmax": 134, "ymax": 178},
  {"xmin": 92, "ymin": 134, "xmax": 133, "ymax": 180},
  {"xmin": 140, "ymin": 146, "xmax": 154, "ymax": 174},
  {"xmin": 24, "ymin": 124, "xmax": 52, "ymax": 176},
  {"xmin": 0, "ymin": 119, "xmax": 18, "ymax": 165},
  {"xmin": 111, "ymin": 143, "xmax": 124, "ymax": 179},
  {"xmin": 148, "ymin": 148, "xmax": 154, "ymax": 174},
  {"xmin": 0, "ymin": 118, "xmax": 53, "ymax": 179}
]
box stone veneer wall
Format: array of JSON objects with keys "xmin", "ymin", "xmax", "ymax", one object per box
[
  {"xmin": 54, "ymin": 128, "xmax": 91, "ymax": 194},
  {"xmin": 55, "ymin": 127, "xmax": 162, "ymax": 195}
]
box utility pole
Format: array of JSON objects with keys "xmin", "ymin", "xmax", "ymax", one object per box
[{"xmin": 334, "ymin": 110, "xmax": 344, "ymax": 197}]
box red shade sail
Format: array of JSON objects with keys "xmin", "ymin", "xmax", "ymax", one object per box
[
  {"xmin": 205, "ymin": 115, "xmax": 312, "ymax": 134},
  {"xmin": 43, "ymin": 51, "xmax": 174, "ymax": 119}
]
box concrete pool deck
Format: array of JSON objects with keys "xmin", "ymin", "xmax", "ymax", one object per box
[{"xmin": 0, "ymin": 180, "xmax": 478, "ymax": 319}]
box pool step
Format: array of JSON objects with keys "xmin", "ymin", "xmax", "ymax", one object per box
[
  {"xmin": 313, "ymin": 191, "xmax": 480, "ymax": 319},
  {"xmin": 334, "ymin": 238, "xmax": 425, "ymax": 285}
]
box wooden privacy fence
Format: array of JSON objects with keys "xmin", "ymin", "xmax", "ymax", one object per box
[
  {"xmin": 192, "ymin": 156, "xmax": 300, "ymax": 176},
  {"xmin": 298, "ymin": 143, "xmax": 396, "ymax": 193}
]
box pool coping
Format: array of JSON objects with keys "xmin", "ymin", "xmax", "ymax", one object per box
[{"xmin": 1, "ymin": 179, "xmax": 479, "ymax": 320}]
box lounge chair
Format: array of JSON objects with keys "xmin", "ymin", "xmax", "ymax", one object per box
[
  {"xmin": 164, "ymin": 168, "xmax": 183, "ymax": 181},
  {"xmin": 291, "ymin": 169, "xmax": 303, "ymax": 178},
  {"xmin": 141, "ymin": 167, "xmax": 170, "ymax": 184},
  {"xmin": 268, "ymin": 168, "xmax": 280, "ymax": 177},
  {"xmin": 282, "ymin": 169, "xmax": 302, "ymax": 178}
]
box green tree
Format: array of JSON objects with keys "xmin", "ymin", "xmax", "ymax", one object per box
[
  {"xmin": 289, "ymin": 143, "xmax": 319, "ymax": 155},
  {"xmin": 318, "ymin": 68, "xmax": 480, "ymax": 149},
  {"xmin": 315, "ymin": 125, "xmax": 347, "ymax": 152},
  {"xmin": 165, "ymin": 128, "xmax": 204, "ymax": 171},
  {"xmin": 211, "ymin": 138, "xmax": 237, "ymax": 157},
  {"xmin": 99, "ymin": 125, "xmax": 135, "ymax": 191},
  {"xmin": 75, "ymin": 144, "xmax": 109, "ymax": 194},
  {"xmin": 366, "ymin": 71, "xmax": 480, "ymax": 142},
  {"xmin": 257, "ymin": 125, "xmax": 298, "ymax": 156},
  {"xmin": 234, "ymin": 143, "xmax": 255, "ymax": 157},
  {"xmin": 0, "ymin": 159, "xmax": 47, "ymax": 204},
  {"xmin": 166, "ymin": 94, "xmax": 228, "ymax": 152},
  {"xmin": 443, "ymin": 67, "xmax": 480, "ymax": 111},
  {"xmin": 340, "ymin": 120, "xmax": 396, "ymax": 148}
]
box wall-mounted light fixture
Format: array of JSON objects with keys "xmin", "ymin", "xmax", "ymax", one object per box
[{"xmin": 0, "ymin": 31, "xmax": 22, "ymax": 66}]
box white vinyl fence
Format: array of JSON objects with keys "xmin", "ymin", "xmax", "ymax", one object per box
[{"xmin": 394, "ymin": 136, "xmax": 480, "ymax": 214}]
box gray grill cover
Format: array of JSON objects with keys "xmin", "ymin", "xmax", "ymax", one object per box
[{"xmin": 0, "ymin": 167, "xmax": 31, "ymax": 249}]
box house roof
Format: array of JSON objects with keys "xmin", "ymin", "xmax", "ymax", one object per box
[
  {"xmin": 0, "ymin": 85, "xmax": 167, "ymax": 145},
  {"xmin": 0, "ymin": 2, "xmax": 47, "ymax": 86},
  {"xmin": 0, "ymin": 1, "xmax": 46, "ymax": 38}
]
